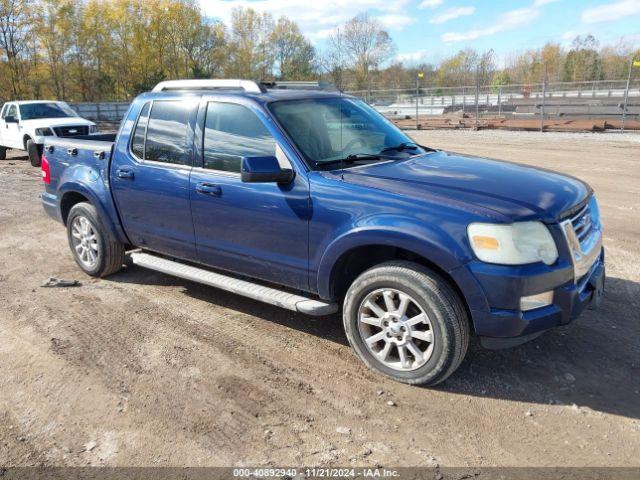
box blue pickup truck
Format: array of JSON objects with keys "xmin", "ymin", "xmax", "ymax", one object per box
[{"xmin": 40, "ymin": 79, "xmax": 605, "ymax": 385}]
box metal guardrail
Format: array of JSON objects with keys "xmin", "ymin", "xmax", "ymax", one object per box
[{"xmin": 69, "ymin": 102, "xmax": 130, "ymax": 123}]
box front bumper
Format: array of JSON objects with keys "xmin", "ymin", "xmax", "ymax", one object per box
[{"xmin": 469, "ymin": 248, "xmax": 605, "ymax": 349}]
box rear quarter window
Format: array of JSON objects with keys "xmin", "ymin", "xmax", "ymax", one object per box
[{"xmin": 130, "ymin": 102, "xmax": 150, "ymax": 159}]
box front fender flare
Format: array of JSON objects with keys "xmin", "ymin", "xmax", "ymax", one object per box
[{"xmin": 316, "ymin": 220, "xmax": 471, "ymax": 300}]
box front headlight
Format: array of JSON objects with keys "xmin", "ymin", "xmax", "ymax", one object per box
[
  {"xmin": 35, "ymin": 127, "xmax": 53, "ymax": 136},
  {"xmin": 89, "ymin": 125, "xmax": 98, "ymax": 133},
  {"xmin": 467, "ymin": 221, "xmax": 558, "ymax": 266}
]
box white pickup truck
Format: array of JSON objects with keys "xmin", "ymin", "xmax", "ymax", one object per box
[{"xmin": 0, "ymin": 100, "xmax": 97, "ymax": 166}]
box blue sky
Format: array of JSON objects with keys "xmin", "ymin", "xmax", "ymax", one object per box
[{"xmin": 199, "ymin": 0, "xmax": 640, "ymax": 66}]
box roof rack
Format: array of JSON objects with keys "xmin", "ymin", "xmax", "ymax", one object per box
[
  {"xmin": 261, "ymin": 80, "xmax": 340, "ymax": 92},
  {"xmin": 152, "ymin": 79, "xmax": 265, "ymax": 93}
]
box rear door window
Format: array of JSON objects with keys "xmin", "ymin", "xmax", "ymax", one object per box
[
  {"xmin": 143, "ymin": 101, "xmax": 191, "ymax": 165},
  {"xmin": 203, "ymin": 102, "xmax": 275, "ymax": 173}
]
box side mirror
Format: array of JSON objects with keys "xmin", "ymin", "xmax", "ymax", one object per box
[
  {"xmin": 4, "ymin": 115, "xmax": 18, "ymax": 123},
  {"xmin": 241, "ymin": 156, "xmax": 294, "ymax": 184}
]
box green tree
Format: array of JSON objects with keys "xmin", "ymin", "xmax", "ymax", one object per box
[
  {"xmin": 0, "ymin": 0, "xmax": 31, "ymax": 97},
  {"xmin": 226, "ymin": 7, "xmax": 275, "ymax": 80},
  {"xmin": 271, "ymin": 17, "xmax": 316, "ymax": 80},
  {"xmin": 563, "ymin": 35, "xmax": 602, "ymax": 82}
]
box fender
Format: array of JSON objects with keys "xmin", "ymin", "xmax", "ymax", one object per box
[
  {"xmin": 315, "ymin": 215, "xmax": 473, "ymax": 300},
  {"xmin": 58, "ymin": 173, "xmax": 129, "ymax": 245}
]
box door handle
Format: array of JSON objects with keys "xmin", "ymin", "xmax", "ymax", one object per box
[
  {"xmin": 67, "ymin": 148, "xmax": 78, "ymax": 156},
  {"xmin": 195, "ymin": 182, "xmax": 222, "ymax": 197},
  {"xmin": 116, "ymin": 168, "xmax": 134, "ymax": 180}
]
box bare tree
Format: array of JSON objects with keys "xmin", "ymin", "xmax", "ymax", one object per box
[
  {"xmin": 326, "ymin": 14, "xmax": 395, "ymax": 90},
  {"xmin": 476, "ymin": 49, "xmax": 496, "ymax": 85},
  {"xmin": 320, "ymin": 27, "xmax": 346, "ymax": 89}
]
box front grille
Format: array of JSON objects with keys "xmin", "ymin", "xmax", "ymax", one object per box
[
  {"xmin": 561, "ymin": 196, "xmax": 602, "ymax": 281},
  {"xmin": 570, "ymin": 203, "xmax": 595, "ymax": 247},
  {"xmin": 53, "ymin": 125, "xmax": 89, "ymax": 137}
]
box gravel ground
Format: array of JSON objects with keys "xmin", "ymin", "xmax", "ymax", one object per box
[{"xmin": 0, "ymin": 130, "xmax": 639, "ymax": 468}]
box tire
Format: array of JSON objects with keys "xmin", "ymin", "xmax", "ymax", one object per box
[
  {"xmin": 343, "ymin": 260, "xmax": 469, "ymax": 386},
  {"xmin": 66, "ymin": 202, "xmax": 125, "ymax": 278},
  {"xmin": 0, "ymin": 147, "xmax": 6, "ymax": 160},
  {"xmin": 27, "ymin": 139, "xmax": 42, "ymax": 167}
]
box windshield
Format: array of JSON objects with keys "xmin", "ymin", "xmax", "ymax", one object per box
[
  {"xmin": 269, "ymin": 97, "xmax": 426, "ymax": 170},
  {"xmin": 19, "ymin": 102, "xmax": 76, "ymax": 120}
]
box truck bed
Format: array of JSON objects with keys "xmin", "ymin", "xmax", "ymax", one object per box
[
  {"xmin": 43, "ymin": 133, "xmax": 117, "ymax": 214},
  {"xmin": 43, "ymin": 133, "xmax": 116, "ymax": 171}
]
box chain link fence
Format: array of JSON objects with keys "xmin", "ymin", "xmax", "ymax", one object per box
[{"xmin": 346, "ymin": 79, "xmax": 640, "ymax": 132}]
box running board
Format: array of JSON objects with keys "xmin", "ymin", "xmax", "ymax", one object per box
[{"xmin": 129, "ymin": 252, "xmax": 338, "ymax": 316}]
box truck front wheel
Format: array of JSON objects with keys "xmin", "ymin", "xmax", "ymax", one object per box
[
  {"xmin": 66, "ymin": 202, "xmax": 125, "ymax": 278},
  {"xmin": 343, "ymin": 261, "xmax": 469, "ymax": 386},
  {"xmin": 26, "ymin": 139, "xmax": 42, "ymax": 167},
  {"xmin": 0, "ymin": 147, "xmax": 6, "ymax": 160}
]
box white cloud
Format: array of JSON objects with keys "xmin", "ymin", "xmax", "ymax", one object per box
[
  {"xmin": 429, "ymin": 6, "xmax": 475, "ymax": 24},
  {"xmin": 533, "ymin": 0, "xmax": 559, "ymax": 6},
  {"xmin": 581, "ymin": 0, "xmax": 640, "ymax": 24},
  {"xmin": 199, "ymin": 0, "xmax": 413, "ymax": 42},
  {"xmin": 395, "ymin": 50, "xmax": 429, "ymax": 63},
  {"xmin": 418, "ymin": 0, "xmax": 443, "ymax": 9},
  {"xmin": 442, "ymin": 7, "xmax": 538, "ymax": 42},
  {"xmin": 378, "ymin": 14, "xmax": 417, "ymax": 30}
]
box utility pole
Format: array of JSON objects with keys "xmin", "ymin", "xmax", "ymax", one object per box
[
  {"xmin": 540, "ymin": 65, "xmax": 547, "ymax": 133},
  {"xmin": 621, "ymin": 56, "xmax": 637, "ymax": 133},
  {"xmin": 416, "ymin": 71, "xmax": 424, "ymax": 130},
  {"xmin": 462, "ymin": 87, "xmax": 465, "ymax": 114},
  {"xmin": 474, "ymin": 68, "xmax": 480, "ymax": 129}
]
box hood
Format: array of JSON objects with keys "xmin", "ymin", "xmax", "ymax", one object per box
[
  {"xmin": 21, "ymin": 117, "xmax": 95, "ymax": 128},
  {"xmin": 340, "ymin": 151, "xmax": 591, "ymax": 222}
]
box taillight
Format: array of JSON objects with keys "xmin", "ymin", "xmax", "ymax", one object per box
[{"xmin": 41, "ymin": 154, "xmax": 51, "ymax": 184}]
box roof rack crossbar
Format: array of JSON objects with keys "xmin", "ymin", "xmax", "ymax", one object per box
[
  {"xmin": 152, "ymin": 79, "xmax": 265, "ymax": 93},
  {"xmin": 261, "ymin": 80, "xmax": 340, "ymax": 92}
]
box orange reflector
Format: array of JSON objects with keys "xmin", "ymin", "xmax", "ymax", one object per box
[{"xmin": 472, "ymin": 235, "xmax": 499, "ymax": 250}]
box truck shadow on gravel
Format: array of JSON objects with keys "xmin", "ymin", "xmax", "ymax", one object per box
[
  {"xmin": 111, "ymin": 267, "xmax": 640, "ymax": 420},
  {"xmin": 6, "ymin": 153, "xmax": 29, "ymax": 161},
  {"xmin": 440, "ymin": 275, "xmax": 640, "ymax": 420}
]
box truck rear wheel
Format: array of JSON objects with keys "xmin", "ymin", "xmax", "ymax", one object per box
[
  {"xmin": 343, "ymin": 261, "xmax": 469, "ymax": 386},
  {"xmin": 27, "ymin": 139, "xmax": 42, "ymax": 167},
  {"xmin": 66, "ymin": 202, "xmax": 125, "ymax": 278},
  {"xmin": 0, "ymin": 147, "xmax": 6, "ymax": 160}
]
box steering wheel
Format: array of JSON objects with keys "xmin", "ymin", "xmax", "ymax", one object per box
[{"xmin": 341, "ymin": 138, "xmax": 367, "ymax": 156}]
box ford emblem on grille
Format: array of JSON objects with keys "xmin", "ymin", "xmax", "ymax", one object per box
[
  {"xmin": 69, "ymin": 129, "xmax": 77, "ymax": 133},
  {"xmin": 578, "ymin": 211, "xmax": 591, "ymax": 230}
]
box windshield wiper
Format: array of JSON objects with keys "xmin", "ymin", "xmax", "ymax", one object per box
[
  {"xmin": 315, "ymin": 153, "xmax": 387, "ymax": 168},
  {"xmin": 380, "ymin": 142, "xmax": 419, "ymax": 154}
]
